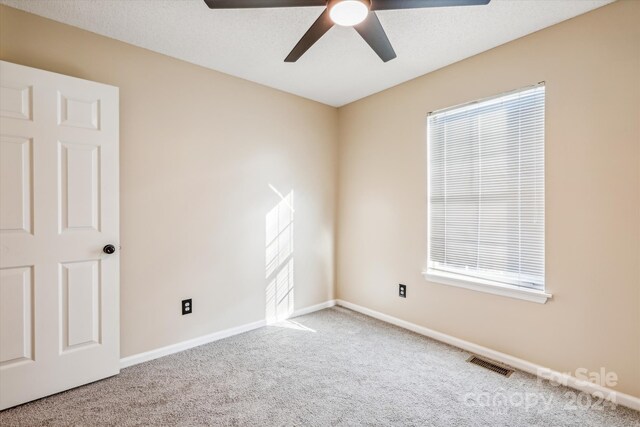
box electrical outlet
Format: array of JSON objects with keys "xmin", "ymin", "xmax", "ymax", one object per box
[
  {"xmin": 182, "ymin": 299, "xmax": 192, "ymax": 315},
  {"xmin": 399, "ymin": 284, "xmax": 406, "ymax": 298}
]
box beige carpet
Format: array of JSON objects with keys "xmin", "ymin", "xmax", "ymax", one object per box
[{"xmin": 1, "ymin": 307, "xmax": 638, "ymax": 426}]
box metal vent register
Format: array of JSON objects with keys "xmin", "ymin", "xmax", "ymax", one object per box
[{"xmin": 467, "ymin": 356, "xmax": 514, "ymax": 377}]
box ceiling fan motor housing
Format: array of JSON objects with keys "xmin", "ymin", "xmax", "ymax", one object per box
[
  {"xmin": 328, "ymin": 0, "xmax": 372, "ymax": 27},
  {"xmin": 327, "ymin": 0, "xmax": 372, "ymax": 8}
]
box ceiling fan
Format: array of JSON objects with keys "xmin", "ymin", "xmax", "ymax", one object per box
[{"xmin": 203, "ymin": 0, "xmax": 491, "ymax": 63}]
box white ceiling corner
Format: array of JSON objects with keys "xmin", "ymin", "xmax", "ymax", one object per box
[{"xmin": 0, "ymin": 0, "xmax": 613, "ymax": 107}]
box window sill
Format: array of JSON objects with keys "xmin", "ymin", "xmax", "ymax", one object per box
[{"xmin": 422, "ymin": 270, "xmax": 552, "ymax": 304}]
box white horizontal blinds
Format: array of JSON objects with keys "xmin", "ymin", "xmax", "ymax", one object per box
[{"xmin": 429, "ymin": 85, "xmax": 545, "ymax": 290}]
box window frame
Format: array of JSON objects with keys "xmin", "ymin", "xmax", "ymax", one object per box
[{"xmin": 423, "ymin": 84, "xmax": 551, "ymax": 304}]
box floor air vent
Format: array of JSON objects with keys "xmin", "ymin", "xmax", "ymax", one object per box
[{"xmin": 466, "ymin": 355, "xmax": 514, "ymax": 377}]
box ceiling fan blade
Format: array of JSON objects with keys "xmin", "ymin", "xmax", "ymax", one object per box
[
  {"xmin": 354, "ymin": 12, "xmax": 396, "ymax": 62},
  {"xmin": 284, "ymin": 10, "xmax": 334, "ymax": 62},
  {"xmin": 204, "ymin": 0, "xmax": 325, "ymax": 8},
  {"xmin": 370, "ymin": 0, "xmax": 490, "ymax": 11}
]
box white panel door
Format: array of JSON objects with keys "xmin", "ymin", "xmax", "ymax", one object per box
[{"xmin": 0, "ymin": 61, "xmax": 119, "ymax": 410}]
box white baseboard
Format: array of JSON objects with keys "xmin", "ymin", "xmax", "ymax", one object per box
[
  {"xmin": 119, "ymin": 319, "xmax": 267, "ymax": 369},
  {"xmin": 120, "ymin": 299, "xmax": 336, "ymax": 369},
  {"xmin": 335, "ymin": 299, "xmax": 640, "ymax": 412},
  {"xmin": 291, "ymin": 299, "xmax": 336, "ymax": 317}
]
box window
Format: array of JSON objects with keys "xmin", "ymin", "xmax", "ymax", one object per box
[{"xmin": 425, "ymin": 84, "xmax": 549, "ymax": 303}]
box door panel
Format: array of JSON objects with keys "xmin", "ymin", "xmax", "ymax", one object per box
[
  {"xmin": 59, "ymin": 141, "xmax": 101, "ymax": 232},
  {"xmin": 0, "ymin": 61, "xmax": 119, "ymax": 410},
  {"xmin": 0, "ymin": 266, "xmax": 33, "ymax": 366},
  {"xmin": 0, "ymin": 136, "xmax": 32, "ymax": 234},
  {"xmin": 60, "ymin": 260, "xmax": 101, "ymax": 351},
  {"xmin": 0, "ymin": 84, "xmax": 32, "ymax": 121},
  {"xmin": 57, "ymin": 92, "xmax": 100, "ymax": 130}
]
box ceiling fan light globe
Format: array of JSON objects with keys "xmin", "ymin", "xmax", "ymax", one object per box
[{"xmin": 329, "ymin": 0, "xmax": 369, "ymax": 27}]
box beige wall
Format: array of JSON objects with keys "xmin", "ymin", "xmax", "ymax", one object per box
[
  {"xmin": 337, "ymin": 0, "xmax": 640, "ymax": 397},
  {"xmin": 0, "ymin": 5, "xmax": 338, "ymax": 358}
]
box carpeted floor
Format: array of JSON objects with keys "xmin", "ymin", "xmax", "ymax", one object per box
[{"xmin": 1, "ymin": 307, "xmax": 638, "ymax": 426}]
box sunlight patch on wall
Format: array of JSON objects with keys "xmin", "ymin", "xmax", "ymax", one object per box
[{"xmin": 265, "ymin": 185, "xmax": 294, "ymax": 324}]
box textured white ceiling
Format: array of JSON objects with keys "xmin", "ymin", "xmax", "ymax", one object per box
[{"xmin": 1, "ymin": 0, "xmax": 612, "ymax": 106}]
